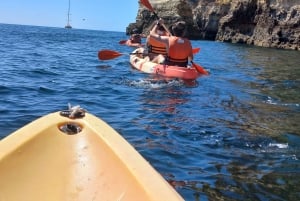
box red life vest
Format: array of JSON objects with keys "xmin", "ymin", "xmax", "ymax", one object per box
[
  {"xmin": 147, "ymin": 36, "xmax": 167, "ymax": 56},
  {"xmin": 167, "ymin": 36, "xmax": 192, "ymax": 66}
]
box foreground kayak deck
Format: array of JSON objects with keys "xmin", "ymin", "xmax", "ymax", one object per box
[
  {"xmin": 0, "ymin": 109, "xmax": 183, "ymax": 201},
  {"xmin": 130, "ymin": 48, "xmax": 200, "ymax": 80}
]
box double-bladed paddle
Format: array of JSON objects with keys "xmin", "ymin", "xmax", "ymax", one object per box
[
  {"xmin": 193, "ymin": 47, "xmax": 200, "ymax": 54},
  {"xmin": 119, "ymin": 40, "xmax": 127, "ymax": 45},
  {"xmin": 140, "ymin": 0, "xmax": 171, "ymax": 35},
  {"xmin": 98, "ymin": 49, "xmax": 209, "ymax": 75},
  {"xmin": 140, "ymin": 0, "xmax": 159, "ymax": 19},
  {"xmin": 98, "ymin": 50, "xmax": 144, "ymax": 60},
  {"xmin": 98, "ymin": 50, "xmax": 125, "ymax": 60},
  {"xmin": 98, "ymin": 48, "xmax": 200, "ymax": 61},
  {"xmin": 191, "ymin": 61, "xmax": 209, "ymax": 75}
]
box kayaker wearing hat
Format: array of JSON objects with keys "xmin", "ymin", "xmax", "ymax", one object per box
[{"xmin": 149, "ymin": 19, "xmax": 193, "ymax": 67}]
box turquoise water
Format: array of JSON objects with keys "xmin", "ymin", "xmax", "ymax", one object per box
[{"xmin": 0, "ymin": 23, "xmax": 299, "ymax": 200}]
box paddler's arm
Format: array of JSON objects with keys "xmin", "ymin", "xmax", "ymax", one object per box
[
  {"xmin": 149, "ymin": 20, "xmax": 170, "ymax": 55},
  {"xmin": 145, "ymin": 21, "xmax": 158, "ymax": 49},
  {"xmin": 149, "ymin": 19, "xmax": 169, "ymax": 45}
]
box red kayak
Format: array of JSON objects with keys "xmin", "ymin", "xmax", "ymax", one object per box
[
  {"xmin": 130, "ymin": 48, "xmax": 201, "ymax": 80},
  {"xmin": 119, "ymin": 40, "xmax": 144, "ymax": 47}
]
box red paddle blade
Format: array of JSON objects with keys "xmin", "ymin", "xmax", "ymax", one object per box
[
  {"xmin": 192, "ymin": 62, "xmax": 209, "ymax": 75},
  {"xmin": 119, "ymin": 40, "xmax": 127, "ymax": 45},
  {"xmin": 192, "ymin": 47, "xmax": 200, "ymax": 54},
  {"xmin": 98, "ymin": 50, "xmax": 123, "ymax": 60},
  {"xmin": 140, "ymin": 0, "xmax": 154, "ymax": 12}
]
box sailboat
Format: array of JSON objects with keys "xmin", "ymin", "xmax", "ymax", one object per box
[{"xmin": 65, "ymin": 0, "xmax": 72, "ymax": 29}]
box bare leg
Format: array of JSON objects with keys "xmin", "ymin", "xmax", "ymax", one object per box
[{"xmin": 152, "ymin": 54, "xmax": 165, "ymax": 64}]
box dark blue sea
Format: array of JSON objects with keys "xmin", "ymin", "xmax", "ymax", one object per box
[{"xmin": 0, "ymin": 23, "xmax": 299, "ymax": 200}]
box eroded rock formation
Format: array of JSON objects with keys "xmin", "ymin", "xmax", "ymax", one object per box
[{"xmin": 127, "ymin": 0, "xmax": 300, "ymax": 50}]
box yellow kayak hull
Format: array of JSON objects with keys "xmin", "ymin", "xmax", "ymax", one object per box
[{"xmin": 0, "ymin": 112, "xmax": 183, "ymax": 201}]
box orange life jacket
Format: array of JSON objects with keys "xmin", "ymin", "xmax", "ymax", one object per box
[
  {"xmin": 167, "ymin": 36, "xmax": 192, "ymax": 67},
  {"xmin": 147, "ymin": 36, "xmax": 167, "ymax": 56}
]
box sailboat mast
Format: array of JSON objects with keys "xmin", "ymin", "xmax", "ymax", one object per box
[
  {"xmin": 65, "ymin": 0, "xmax": 72, "ymax": 28},
  {"xmin": 67, "ymin": 0, "xmax": 70, "ymax": 23}
]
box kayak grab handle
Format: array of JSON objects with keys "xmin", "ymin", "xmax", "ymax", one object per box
[{"xmin": 59, "ymin": 122, "xmax": 82, "ymax": 135}]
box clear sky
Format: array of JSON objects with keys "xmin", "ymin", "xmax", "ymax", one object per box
[{"xmin": 0, "ymin": 0, "xmax": 139, "ymax": 32}]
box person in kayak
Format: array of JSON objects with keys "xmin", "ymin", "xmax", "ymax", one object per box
[
  {"xmin": 149, "ymin": 19, "xmax": 193, "ymax": 67},
  {"xmin": 127, "ymin": 28, "xmax": 143, "ymax": 47},
  {"xmin": 145, "ymin": 21, "xmax": 170, "ymax": 61}
]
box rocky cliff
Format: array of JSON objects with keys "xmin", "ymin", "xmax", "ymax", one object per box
[{"xmin": 127, "ymin": 0, "xmax": 300, "ymax": 50}]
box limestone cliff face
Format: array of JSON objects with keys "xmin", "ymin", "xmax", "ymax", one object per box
[{"xmin": 127, "ymin": 0, "xmax": 300, "ymax": 50}]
